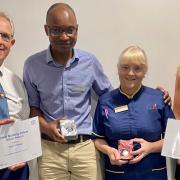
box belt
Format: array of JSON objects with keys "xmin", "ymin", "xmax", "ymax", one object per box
[{"xmin": 41, "ymin": 133, "xmax": 91, "ymax": 144}]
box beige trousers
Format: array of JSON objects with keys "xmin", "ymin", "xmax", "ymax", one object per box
[{"xmin": 38, "ymin": 139, "xmax": 103, "ymax": 180}]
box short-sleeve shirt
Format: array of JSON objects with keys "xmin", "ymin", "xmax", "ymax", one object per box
[
  {"xmin": 23, "ymin": 47, "xmax": 112, "ymax": 134},
  {"xmin": 92, "ymin": 86, "xmax": 174, "ymax": 174}
]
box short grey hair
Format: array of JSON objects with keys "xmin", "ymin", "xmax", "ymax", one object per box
[{"xmin": 0, "ymin": 12, "xmax": 14, "ymax": 36}]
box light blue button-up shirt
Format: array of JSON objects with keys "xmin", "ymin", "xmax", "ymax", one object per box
[{"xmin": 23, "ymin": 47, "xmax": 112, "ymax": 134}]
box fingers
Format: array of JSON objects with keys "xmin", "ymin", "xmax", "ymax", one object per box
[
  {"xmin": 0, "ymin": 118, "xmax": 15, "ymax": 125},
  {"xmin": 163, "ymin": 94, "xmax": 172, "ymax": 106},
  {"xmin": 156, "ymin": 86, "xmax": 172, "ymax": 106},
  {"xmin": 129, "ymin": 152, "xmax": 147, "ymax": 164},
  {"xmin": 51, "ymin": 128, "xmax": 66, "ymax": 143},
  {"xmin": 45, "ymin": 121, "xmax": 66, "ymax": 143},
  {"xmin": 132, "ymin": 138, "xmax": 144, "ymax": 143},
  {"xmin": 108, "ymin": 148, "xmax": 128, "ymax": 165},
  {"xmin": 8, "ymin": 162, "xmax": 26, "ymax": 171}
]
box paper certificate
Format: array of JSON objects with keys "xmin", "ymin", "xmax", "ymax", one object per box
[
  {"xmin": 162, "ymin": 118, "xmax": 180, "ymax": 159},
  {"xmin": 0, "ymin": 117, "xmax": 42, "ymax": 169}
]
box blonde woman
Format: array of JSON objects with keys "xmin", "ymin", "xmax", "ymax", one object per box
[{"xmin": 92, "ymin": 46, "xmax": 174, "ymax": 180}]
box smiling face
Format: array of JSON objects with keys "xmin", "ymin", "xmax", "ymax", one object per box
[
  {"xmin": 0, "ymin": 16, "xmax": 15, "ymax": 66},
  {"xmin": 45, "ymin": 4, "xmax": 78, "ymax": 55},
  {"xmin": 118, "ymin": 46, "xmax": 147, "ymax": 95}
]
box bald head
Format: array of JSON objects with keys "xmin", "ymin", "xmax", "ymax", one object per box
[{"xmin": 46, "ymin": 3, "xmax": 77, "ymax": 24}]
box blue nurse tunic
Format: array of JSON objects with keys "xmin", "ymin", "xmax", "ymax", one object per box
[{"xmin": 92, "ymin": 86, "xmax": 174, "ymax": 180}]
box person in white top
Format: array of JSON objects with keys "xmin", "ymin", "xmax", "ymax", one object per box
[{"xmin": 0, "ymin": 11, "xmax": 30, "ymax": 180}]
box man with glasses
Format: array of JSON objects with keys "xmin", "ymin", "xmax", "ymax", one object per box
[
  {"xmin": 23, "ymin": 3, "xmax": 112, "ymax": 180},
  {"xmin": 0, "ymin": 12, "xmax": 30, "ymax": 180}
]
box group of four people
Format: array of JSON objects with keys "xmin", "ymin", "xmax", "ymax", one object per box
[{"xmin": 0, "ymin": 2, "xmax": 179, "ymax": 180}]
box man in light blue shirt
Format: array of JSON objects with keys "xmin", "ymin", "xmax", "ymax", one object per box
[{"xmin": 23, "ymin": 3, "xmax": 112, "ymax": 180}]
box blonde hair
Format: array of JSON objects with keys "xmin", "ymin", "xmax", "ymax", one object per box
[
  {"xmin": 0, "ymin": 12, "xmax": 14, "ymax": 36},
  {"xmin": 118, "ymin": 46, "xmax": 148, "ymax": 73}
]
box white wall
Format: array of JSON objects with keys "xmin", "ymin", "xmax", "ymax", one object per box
[{"xmin": 1, "ymin": 0, "xmax": 180, "ymax": 179}]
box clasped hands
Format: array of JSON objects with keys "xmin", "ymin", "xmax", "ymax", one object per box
[{"xmin": 107, "ymin": 138, "xmax": 153, "ymax": 166}]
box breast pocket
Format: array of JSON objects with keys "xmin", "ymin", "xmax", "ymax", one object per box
[
  {"xmin": 68, "ymin": 85, "xmax": 88, "ymax": 98},
  {"xmin": 5, "ymin": 92, "xmax": 23, "ymax": 117}
]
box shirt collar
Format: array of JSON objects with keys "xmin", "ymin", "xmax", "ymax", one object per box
[
  {"xmin": 46, "ymin": 46, "xmax": 79, "ymax": 67},
  {"xmin": 119, "ymin": 85, "xmax": 142, "ymax": 99},
  {"xmin": 0, "ymin": 64, "xmax": 5, "ymax": 77}
]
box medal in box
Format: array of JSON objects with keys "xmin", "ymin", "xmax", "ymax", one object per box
[
  {"xmin": 118, "ymin": 139, "xmax": 134, "ymax": 160},
  {"xmin": 60, "ymin": 120, "xmax": 78, "ymax": 141}
]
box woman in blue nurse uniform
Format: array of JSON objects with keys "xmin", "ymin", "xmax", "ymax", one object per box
[{"xmin": 92, "ymin": 46, "xmax": 174, "ymax": 180}]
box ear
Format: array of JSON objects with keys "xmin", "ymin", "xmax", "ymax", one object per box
[
  {"xmin": 10, "ymin": 38, "xmax": 15, "ymax": 46},
  {"xmin": 44, "ymin": 25, "xmax": 48, "ymax": 36}
]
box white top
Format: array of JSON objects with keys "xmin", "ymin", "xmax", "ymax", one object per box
[{"xmin": 0, "ymin": 65, "xmax": 30, "ymax": 120}]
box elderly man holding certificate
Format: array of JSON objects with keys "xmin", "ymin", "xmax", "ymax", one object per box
[{"xmin": 0, "ymin": 12, "xmax": 30, "ymax": 180}]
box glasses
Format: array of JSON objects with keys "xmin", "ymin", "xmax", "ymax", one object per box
[
  {"xmin": 46, "ymin": 25, "xmax": 78, "ymax": 37},
  {"xmin": 0, "ymin": 32, "xmax": 13, "ymax": 42}
]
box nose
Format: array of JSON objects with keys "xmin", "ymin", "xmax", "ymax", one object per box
[
  {"xmin": 59, "ymin": 32, "xmax": 69, "ymax": 40},
  {"xmin": 128, "ymin": 68, "xmax": 135, "ymax": 75}
]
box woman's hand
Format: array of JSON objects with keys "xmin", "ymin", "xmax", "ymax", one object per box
[
  {"xmin": 129, "ymin": 138, "xmax": 152, "ymax": 164},
  {"xmin": 107, "ymin": 147, "xmax": 128, "ymax": 166}
]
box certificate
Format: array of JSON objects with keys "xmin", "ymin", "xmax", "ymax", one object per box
[
  {"xmin": 0, "ymin": 117, "xmax": 42, "ymax": 169},
  {"xmin": 161, "ymin": 118, "xmax": 180, "ymax": 159}
]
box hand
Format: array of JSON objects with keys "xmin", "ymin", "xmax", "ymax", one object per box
[
  {"xmin": 156, "ymin": 86, "xmax": 172, "ymax": 106},
  {"xmin": 45, "ymin": 120, "xmax": 67, "ymax": 143},
  {"xmin": 0, "ymin": 118, "xmax": 15, "ymax": 125},
  {"xmin": 129, "ymin": 138, "xmax": 152, "ymax": 164},
  {"xmin": 107, "ymin": 147, "xmax": 128, "ymax": 166},
  {"xmin": 8, "ymin": 162, "xmax": 26, "ymax": 171},
  {"xmin": 177, "ymin": 159, "xmax": 180, "ymax": 165}
]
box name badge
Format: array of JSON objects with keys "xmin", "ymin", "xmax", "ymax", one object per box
[{"xmin": 114, "ymin": 105, "xmax": 128, "ymax": 113}]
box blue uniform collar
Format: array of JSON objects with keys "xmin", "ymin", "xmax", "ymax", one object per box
[{"xmin": 119, "ymin": 85, "xmax": 144, "ymax": 99}]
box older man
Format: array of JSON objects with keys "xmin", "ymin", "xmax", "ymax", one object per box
[{"xmin": 0, "ymin": 12, "xmax": 30, "ymax": 180}]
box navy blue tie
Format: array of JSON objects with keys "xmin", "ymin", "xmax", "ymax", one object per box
[{"xmin": 0, "ymin": 83, "xmax": 9, "ymax": 119}]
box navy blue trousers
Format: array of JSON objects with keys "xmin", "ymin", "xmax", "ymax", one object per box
[
  {"xmin": 105, "ymin": 168, "xmax": 167, "ymax": 180},
  {"xmin": 0, "ymin": 164, "xmax": 29, "ymax": 180}
]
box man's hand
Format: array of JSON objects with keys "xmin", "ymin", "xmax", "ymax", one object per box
[
  {"xmin": 8, "ymin": 162, "xmax": 26, "ymax": 171},
  {"xmin": 44, "ymin": 120, "xmax": 67, "ymax": 143},
  {"xmin": 0, "ymin": 118, "xmax": 15, "ymax": 125},
  {"xmin": 156, "ymin": 86, "xmax": 172, "ymax": 106}
]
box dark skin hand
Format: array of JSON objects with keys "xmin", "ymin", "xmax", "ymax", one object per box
[{"xmin": 157, "ymin": 86, "xmax": 172, "ymax": 106}]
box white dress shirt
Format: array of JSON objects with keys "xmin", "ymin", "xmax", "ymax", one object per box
[{"xmin": 0, "ymin": 65, "xmax": 30, "ymax": 120}]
